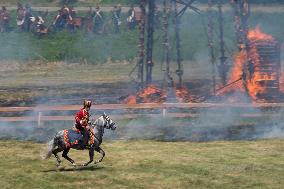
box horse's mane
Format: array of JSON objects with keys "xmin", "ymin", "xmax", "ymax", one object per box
[{"xmin": 93, "ymin": 115, "xmax": 105, "ymax": 127}]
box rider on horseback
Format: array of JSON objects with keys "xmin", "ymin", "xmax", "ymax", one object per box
[{"xmin": 71, "ymin": 100, "xmax": 92, "ymax": 148}]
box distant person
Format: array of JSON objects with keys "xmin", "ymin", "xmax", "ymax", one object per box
[
  {"xmin": 24, "ymin": 3, "xmax": 33, "ymax": 31},
  {"xmin": 67, "ymin": 5, "xmax": 76, "ymax": 31},
  {"xmin": 16, "ymin": 3, "xmax": 25, "ymax": 31},
  {"xmin": 111, "ymin": 5, "xmax": 122, "ymax": 33},
  {"xmin": 31, "ymin": 16, "xmax": 47, "ymax": 36},
  {"xmin": 127, "ymin": 5, "xmax": 136, "ymax": 30},
  {"xmin": 0, "ymin": 6, "xmax": 10, "ymax": 32},
  {"xmin": 53, "ymin": 5, "xmax": 72, "ymax": 31},
  {"xmin": 84, "ymin": 6, "xmax": 94, "ymax": 33},
  {"xmin": 53, "ymin": 10, "xmax": 64, "ymax": 30},
  {"xmin": 93, "ymin": 6, "xmax": 104, "ymax": 34}
]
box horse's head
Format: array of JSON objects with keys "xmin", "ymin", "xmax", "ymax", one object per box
[
  {"xmin": 102, "ymin": 112, "xmax": 116, "ymax": 130},
  {"xmin": 93, "ymin": 112, "xmax": 116, "ymax": 130}
]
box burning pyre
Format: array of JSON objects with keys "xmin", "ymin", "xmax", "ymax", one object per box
[
  {"xmin": 124, "ymin": 84, "xmax": 196, "ymax": 104},
  {"xmin": 219, "ymin": 27, "xmax": 281, "ymax": 102},
  {"xmin": 125, "ymin": 84, "xmax": 166, "ymax": 104},
  {"xmin": 123, "ymin": 27, "xmax": 282, "ymax": 104}
]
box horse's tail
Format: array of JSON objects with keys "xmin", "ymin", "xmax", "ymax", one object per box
[{"xmin": 42, "ymin": 138, "xmax": 55, "ymax": 160}]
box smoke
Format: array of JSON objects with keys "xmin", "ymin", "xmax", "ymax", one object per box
[
  {"xmin": 1, "ymin": 98, "xmax": 284, "ymax": 143},
  {"xmin": 112, "ymin": 92, "xmax": 284, "ymax": 141},
  {"xmin": 0, "ymin": 103, "xmax": 63, "ymax": 142},
  {"xmin": 0, "ymin": 122, "xmax": 57, "ymax": 142}
]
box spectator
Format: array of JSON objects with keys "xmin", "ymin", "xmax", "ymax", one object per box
[
  {"xmin": 93, "ymin": 6, "xmax": 104, "ymax": 34},
  {"xmin": 111, "ymin": 5, "xmax": 122, "ymax": 33},
  {"xmin": 84, "ymin": 6, "xmax": 94, "ymax": 33},
  {"xmin": 0, "ymin": 6, "xmax": 10, "ymax": 32},
  {"xmin": 16, "ymin": 3, "xmax": 25, "ymax": 32},
  {"xmin": 127, "ymin": 5, "xmax": 136, "ymax": 30},
  {"xmin": 24, "ymin": 3, "xmax": 33, "ymax": 31}
]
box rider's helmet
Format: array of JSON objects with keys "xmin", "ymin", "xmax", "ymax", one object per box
[{"xmin": 83, "ymin": 100, "xmax": 92, "ymax": 109}]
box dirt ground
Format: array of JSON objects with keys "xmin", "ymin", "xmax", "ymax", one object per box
[{"xmin": 0, "ymin": 60, "xmax": 214, "ymax": 106}]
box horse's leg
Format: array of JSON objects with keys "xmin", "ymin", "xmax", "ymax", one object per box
[
  {"xmin": 94, "ymin": 147, "xmax": 105, "ymax": 164},
  {"xmin": 62, "ymin": 148, "xmax": 76, "ymax": 166},
  {"xmin": 52, "ymin": 148, "xmax": 63, "ymax": 167},
  {"xmin": 83, "ymin": 148, "xmax": 94, "ymax": 166}
]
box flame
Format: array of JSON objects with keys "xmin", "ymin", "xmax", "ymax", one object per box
[
  {"xmin": 125, "ymin": 84, "xmax": 166, "ymax": 104},
  {"xmin": 246, "ymin": 28, "xmax": 276, "ymax": 101},
  {"xmin": 126, "ymin": 95, "xmax": 137, "ymax": 105},
  {"xmin": 124, "ymin": 84, "xmax": 195, "ymax": 104},
  {"xmin": 175, "ymin": 86, "xmax": 192, "ymax": 102},
  {"xmin": 219, "ymin": 27, "xmax": 279, "ymax": 102},
  {"xmin": 247, "ymin": 26, "xmax": 274, "ymax": 42},
  {"xmin": 217, "ymin": 50, "xmax": 247, "ymax": 95}
]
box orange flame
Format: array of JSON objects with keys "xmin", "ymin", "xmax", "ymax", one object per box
[
  {"xmin": 219, "ymin": 27, "xmax": 279, "ymax": 102},
  {"xmin": 124, "ymin": 84, "xmax": 195, "ymax": 104},
  {"xmin": 247, "ymin": 26, "xmax": 274, "ymax": 42},
  {"xmin": 175, "ymin": 86, "xmax": 192, "ymax": 102},
  {"xmin": 217, "ymin": 50, "xmax": 247, "ymax": 95},
  {"xmin": 125, "ymin": 84, "xmax": 166, "ymax": 104}
]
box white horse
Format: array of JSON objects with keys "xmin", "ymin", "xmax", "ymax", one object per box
[{"xmin": 43, "ymin": 113, "xmax": 116, "ymax": 167}]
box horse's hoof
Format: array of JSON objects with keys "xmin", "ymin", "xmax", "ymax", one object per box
[{"xmin": 72, "ymin": 163, "xmax": 77, "ymax": 167}]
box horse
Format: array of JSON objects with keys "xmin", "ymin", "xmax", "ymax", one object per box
[{"xmin": 43, "ymin": 113, "xmax": 116, "ymax": 167}]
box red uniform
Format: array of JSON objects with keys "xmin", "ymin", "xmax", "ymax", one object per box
[{"xmin": 74, "ymin": 108, "xmax": 90, "ymax": 131}]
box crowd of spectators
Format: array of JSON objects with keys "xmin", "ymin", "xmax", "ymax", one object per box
[{"xmin": 0, "ymin": 3, "xmax": 162, "ymax": 36}]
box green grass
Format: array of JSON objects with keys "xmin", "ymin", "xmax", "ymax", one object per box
[{"xmin": 0, "ymin": 139, "xmax": 283, "ymax": 189}]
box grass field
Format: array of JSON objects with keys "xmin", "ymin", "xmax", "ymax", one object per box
[{"xmin": 0, "ymin": 139, "xmax": 283, "ymax": 189}]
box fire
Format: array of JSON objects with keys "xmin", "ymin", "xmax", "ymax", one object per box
[
  {"xmin": 217, "ymin": 50, "xmax": 247, "ymax": 96},
  {"xmin": 247, "ymin": 26, "xmax": 274, "ymax": 42},
  {"xmin": 124, "ymin": 84, "xmax": 194, "ymax": 104},
  {"xmin": 219, "ymin": 26, "xmax": 280, "ymax": 102},
  {"xmin": 126, "ymin": 95, "xmax": 137, "ymax": 105},
  {"xmin": 125, "ymin": 84, "xmax": 166, "ymax": 104},
  {"xmin": 246, "ymin": 28, "xmax": 277, "ymax": 101},
  {"xmin": 175, "ymin": 86, "xmax": 192, "ymax": 102}
]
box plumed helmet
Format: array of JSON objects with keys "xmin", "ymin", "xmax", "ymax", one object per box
[{"xmin": 83, "ymin": 100, "xmax": 92, "ymax": 108}]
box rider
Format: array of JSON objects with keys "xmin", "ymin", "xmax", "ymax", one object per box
[
  {"xmin": 0, "ymin": 6, "xmax": 10, "ymax": 32},
  {"xmin": 73, "ymin": 100, "xmax": 92, "ymax": 147}
]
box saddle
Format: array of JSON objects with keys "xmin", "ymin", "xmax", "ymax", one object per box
[{"xmin": 63, "ymin": 127, "xmax": 95, "ymax": 149}]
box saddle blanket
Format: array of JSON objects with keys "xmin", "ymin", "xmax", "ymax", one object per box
[{"xmin": 63, "ymin": 128, "xmax": 95, "ymax": 148}]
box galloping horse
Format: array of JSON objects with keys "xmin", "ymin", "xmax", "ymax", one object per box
[{"xmin": 44, "ymin": 113, "xmax": 116, "ymax": 167}]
